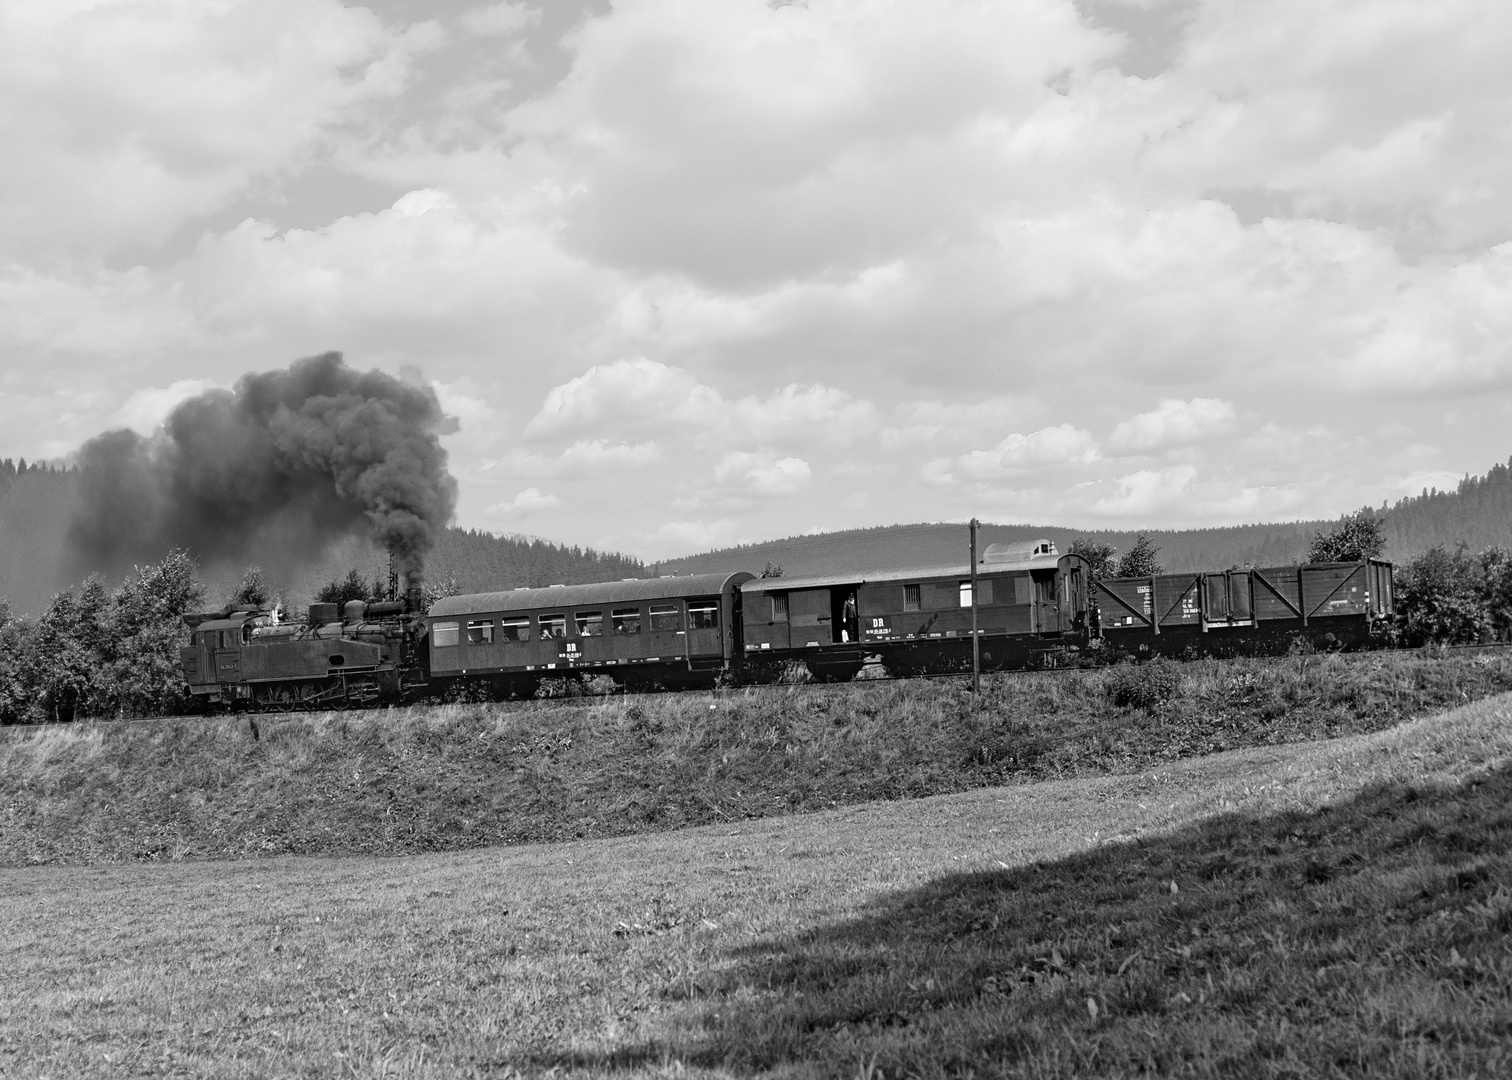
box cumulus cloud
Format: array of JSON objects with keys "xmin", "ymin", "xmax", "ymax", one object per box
[
  {"xmin": 459, "ymin": 2, "xmax": 539, "ymax": 37},
  {"xmin": 929, "ymin": 424, "xmax": 1100, "ymax": 485},
  {"xmin": 111, "ymin": 378, "xmax": 219, "ymax": 435},
  {"xmin": 560, "ymin": 439, "xmax": 661, "ymax": 470},
  {"xmin": 0, "ymin": 0, "xmax": 438, "ymax": 260},
  {"xmin": 713, "ymin": 452, "xmax": 812, "ymax": 497},
  {"xmin": 523, "ymin": 358, "xmax": 877, "ymax": 448},
  {"xmin": 1107, "ymin": 398, "xmax": 1237, "ymax": 453},
  {"xmin": 1092, "ymin": 465, "xmax": 1200, "ymax": 517},
  {"xmin": 524, "ymin": 359, "xmax": 716, "ymax": 440},
  {"xmin": 488, "ymin": 486, "xmax": 560, "ymax": 517}
]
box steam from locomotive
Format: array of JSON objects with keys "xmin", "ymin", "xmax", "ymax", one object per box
[{"xmin": 68, "ymin": 352, "xmax": 458, "ymax": 584}]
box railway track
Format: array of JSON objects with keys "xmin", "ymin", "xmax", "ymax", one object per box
[{"xmin": 5, "ymin": 639, "xmax": 1510, "ymax": 732}]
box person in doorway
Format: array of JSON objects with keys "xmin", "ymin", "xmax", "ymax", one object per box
[{"xmin": 841, "ymin": 592, "xmax": 858, "ymax": 642}]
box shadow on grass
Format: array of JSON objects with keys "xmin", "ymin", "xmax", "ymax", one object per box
[{"xmin": 537, "ymin": 766, "xmax": 1512, "ymax": 1078}]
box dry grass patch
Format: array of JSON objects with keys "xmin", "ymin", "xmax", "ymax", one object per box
[{"xmin": 2, "ymin": 696, "xmax": 1509, "ymax": 1078}]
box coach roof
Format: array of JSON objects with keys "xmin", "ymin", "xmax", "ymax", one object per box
[
  {"xmin": 428, "ymin": 571, "xmax": 753, "ymax": 619},
  {"xmin": 739, "ymin": 553, "xmax": 1079, "ymax": 595}
]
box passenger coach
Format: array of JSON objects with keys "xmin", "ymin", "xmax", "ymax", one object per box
[{"xmin": 426, "ymin": 571, "xmax": 752, "ymax": 697}]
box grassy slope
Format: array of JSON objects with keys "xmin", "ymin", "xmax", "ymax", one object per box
[
  {"xmin": 3, "ymin": 650, "xmax": 1512, "ymax": 867},
  {"xmin": 2, "ymin": 695, "xmax": 1508, "ymax": 1078}
]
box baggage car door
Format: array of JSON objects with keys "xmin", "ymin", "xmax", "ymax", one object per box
[
  {"xmin": 789, "ymin": 588, "xmax": 833, "ymax": 647},
  {"xmin": 1033, "ymin": 572, "xmax": 1061, "ymax": 634}
]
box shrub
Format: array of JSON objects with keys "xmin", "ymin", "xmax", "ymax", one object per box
[
  {"xmin": 1107, "ymin": 658, "xmax": 1182, "ymax": 711},
  {"xmin": 1308, "ymin": 507, "xmax": 1386, "ymax": 562},
  {"xmin": 1114, "ymin": 534, "xmax": 1162, "ymax": 578},
  {"xmin": 1397, "ymin": 545, "xmax": 1486, "ymax": 646}
]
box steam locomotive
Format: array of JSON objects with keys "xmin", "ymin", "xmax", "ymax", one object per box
[{"xmin": 180, "ymin": 542, "xmax": 1395, "ymax": 711}]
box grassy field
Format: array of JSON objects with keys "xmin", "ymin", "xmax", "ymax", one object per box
[
  {"xmin": 2, "ymin": 693, "xmax": 1509, "ymax": 1078},
  {"xmin": 3, "ymin": 648, "xmax": 1511, "ymax": 866}
]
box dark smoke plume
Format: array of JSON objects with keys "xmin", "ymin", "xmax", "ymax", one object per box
[{"xmin": 69, "ymin": 352, "xmax": 458, "ymax": 584}]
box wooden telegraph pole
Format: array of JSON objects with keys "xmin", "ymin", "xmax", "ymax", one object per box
[{"xmin": 969, "ymin": 517, "xmax": 980, "ymax": 693}]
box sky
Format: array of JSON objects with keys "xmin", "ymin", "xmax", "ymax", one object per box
[{"xmin": 2, "ymin": 0, "xmax": 1510, "ymax": 560}]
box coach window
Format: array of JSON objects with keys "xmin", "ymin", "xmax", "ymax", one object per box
[
  {"xmin": 1014, "ymin": 575, "xmax": 1033, "ymax": 605},
  {"xmin": 432, "ymin": 621, "xmax": 460, "ymax": 647},
  {"xmin": 467, "ymin": 620, "xmax": 494, "ymax": 644},
  {"xmin": 770, "ymin": 593, "xmax": 788, "ymax": 622},
  {"xmin": 576, "ymin": 611, "xmax": 603, "ymax": 637},
  {"xmin": 903, "ymin": 584, "xmax": 921, "ymax": 612},
  {"xmin": 959, "ymin": 581, "xmax": 973, "ymax": 608},
  {"xmin": 499, "ymin": 617, "xmax": 530, "ymax": 642},
  {"xmin": 538, "ymin": 613, "xmax": 566, "ymax": 639},
  {"xmin": 612, "ymin": 607, "xmax": 642, "ymax": 634},
  {"xmin": 649, "ymin": 604, "xmax": 681, "ymax": 632},
  {"xmin": 687, "ymin": 600, "xmax": 720, "ymax": 629}
]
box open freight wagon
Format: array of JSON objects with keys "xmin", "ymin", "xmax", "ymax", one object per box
[{"xmin": 1093, "ymin": 558, "xmax": 1393, "ymax": 657}]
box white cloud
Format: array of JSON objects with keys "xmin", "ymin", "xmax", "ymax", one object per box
[
  {"xmin": 110, "ymin": 378, "xmax": 218, "ymax": 435},
  {"xmin": 488, "ymin": 487, "xmax": 560, "ymax": 517},
  {"xmin": 392, "ymin": 189, "xmax": 457, "ymax": 218},
  {"xmin": 524, "ymin": 358, "xmax": 715, "ymax": 440},
  {"xmin": 1107, "ymin": 397, "xmax": 1237, "ymax": 453},
  {"xmin": 560, "ymin": 439, "xmax": 661, "ymax": 470},
  {"xmin": 523, "ymin": 358, "xmax": 878, "ymax": 449},
  {"xmin": 459, "ymin": 3, "xmax": 539, "ymax": 37},
  {"xmin": 1091, "ymin": 465, "xmax": 1200, "ymax": 517},
  {"xmin": 0, "ymin": 0, "xmax": 438, "ymax": 261},
  {"xmin": 713, "ymin": 451, "xmax": 812, "ymax": 497},
  {"xmin": 932, "ymin": 424, "xmax": 1100, "ymax": 485}
]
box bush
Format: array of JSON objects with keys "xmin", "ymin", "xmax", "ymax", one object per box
[
  {"xmin": 1308, "ymin": 507, "xmax": 1386, "ymax": 562},
  {"xmin": 0, "ymin": 550, "xmax": 203, "ymax": 723},
  {"xmin": 1397, "ymin": 545, "xmax": 1486, "ymax": 646},
  {"xmin": 1107, "ymin": 658, "xmax": 1182, "ymax": 711},
  {"xmin": 1114, "ymin": 534, "xmax": 1162, "ymax": 578}
]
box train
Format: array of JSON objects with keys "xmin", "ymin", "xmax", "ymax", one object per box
[{"xmin": 179, "ymin": 540, "xmax": 1395, "ymax": 711}]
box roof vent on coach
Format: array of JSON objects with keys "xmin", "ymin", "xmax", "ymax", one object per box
[{"xmin": 981, "ymin": 539, "xmax": 1058, "ymax": 565}]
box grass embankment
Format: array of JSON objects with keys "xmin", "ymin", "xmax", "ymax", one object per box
[
  {"xmin": 3, "ymin": 695, "xmax": 1509, "ymax": 1077},
  {"xmin": 3, "ymin": 650, "xmax": 1511, "ymax": 866}
]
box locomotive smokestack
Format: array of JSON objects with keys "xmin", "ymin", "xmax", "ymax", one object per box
[{"xmin": 67, "ymin": 352, "xmax": 458, "ymax": 582}]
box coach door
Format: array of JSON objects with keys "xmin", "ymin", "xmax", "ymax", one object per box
[
  {"xmin": 1033, "ymin": 571, "xmax": 1062, "ymax": 634},
  {"xmin": 788, "ymin": 588, "xmax": 833, "ymax": 647},
  {"xmin": 685, "ymin": 597, "xmax": 722, "ymax": 657}
]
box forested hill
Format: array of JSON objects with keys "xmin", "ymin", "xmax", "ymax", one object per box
[
  {"xmin": 657, "ymin": 521, "xmax": 1325, "ymax": 579},
  {"xmin": 660, "ymin": 456, "xmax": 1512, "ymax": 578},
  {"xmin": 428, "ymin": 529, "xmax": 646, "ymax": 593},
  {"xmin": 1386, "ymin": 458, "xmax": 1512, "ymax": 555}
]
